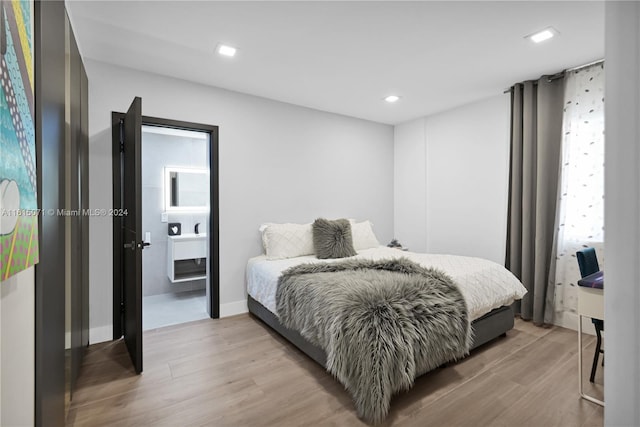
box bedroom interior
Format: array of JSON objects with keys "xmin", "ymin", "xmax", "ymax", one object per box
[{"xmin": 1, "ymin": 1, "xmax": 639, "ymax": 426}]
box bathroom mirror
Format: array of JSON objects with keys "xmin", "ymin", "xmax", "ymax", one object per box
[{"xmin": 164, "ymin": 167, "xmax": 210, "ymax": 212}]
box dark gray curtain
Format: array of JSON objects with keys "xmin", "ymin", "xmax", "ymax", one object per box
[{"xmin": 506, "ymin": 77, "xmax": 564, "ymax": 325}]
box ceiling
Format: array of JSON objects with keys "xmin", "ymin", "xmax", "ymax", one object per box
[{"xmin": 65, "ymin": 1, "xmax": 604, "ymax": 125}]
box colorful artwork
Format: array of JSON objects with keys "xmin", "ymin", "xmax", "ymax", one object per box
[{"xmin": 0, "ymin": 0, "xmax": 38, "ymax": 280}]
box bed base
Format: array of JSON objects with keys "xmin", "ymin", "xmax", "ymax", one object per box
[{"xmin": 247, "ymin": 295, "xmax": 514, "ymax": 368}]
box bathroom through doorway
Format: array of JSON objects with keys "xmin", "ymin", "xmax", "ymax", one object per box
[{"xmin": 140, "ymin": 124, "xmax": 213, "ymax": 330}]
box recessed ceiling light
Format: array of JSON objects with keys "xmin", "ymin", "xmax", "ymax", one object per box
[
  {"xmin": 527, "ymin": 27, "xmax": 558, "ymax": 44},
  {"xmin": 217, "ymin": 44, "xmax": 237, "ymax": 57},
  {"xmin": 384, "ymin": 95, "xmax": 400, "ymax": 103}
]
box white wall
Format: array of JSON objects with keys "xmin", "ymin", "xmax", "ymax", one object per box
[
  {"xmin": 604, "ymin": 1, "xmax": 640, "ymax": 424},
  {"xmin": 0, "ymin": 267, "xmax": 35, "ymax": 427},
  {"xmin": 394, "ymin": 119, "xmax": 427, "ymax": 253},
  {"xmin": 394, "ymin": 95, "xmax": 510, "ymax": 264},
  {"xmin": 87, "ymin": 60, "xmax": 394, "ymax": 343},
  {"xmin": 425, "ymin": 95, "xmax": 510, "ymax": 263}
]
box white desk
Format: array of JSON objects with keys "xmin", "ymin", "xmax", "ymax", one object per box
[{"xmin": 577, "ymin": 286, "xmax": 604, "ymax": 406}]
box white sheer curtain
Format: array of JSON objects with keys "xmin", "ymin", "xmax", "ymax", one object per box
[{"xmin": 553, "ymin": 63, "xmax": 605, "ymax": 319}]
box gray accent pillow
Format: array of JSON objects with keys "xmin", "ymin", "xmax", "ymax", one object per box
[{"xmin": 312, "ymin": 218, "xmax": 357, "ymax": 259}]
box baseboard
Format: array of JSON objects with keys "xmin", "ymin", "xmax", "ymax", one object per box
[
  {"xmin": 90, "ymin": 325, "xmax": 114, "ymax": 344},
  {"xmin": 553, "ymin": 311, "xmax": 596, "ymax": 336},
  {"xmin": 220, "ymin": 299, "xmax": 248, "ymax": 318}
]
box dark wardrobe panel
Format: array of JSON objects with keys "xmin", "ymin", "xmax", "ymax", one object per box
[
  {"xmin": 34, "ymin": 1, "xmax": 66, "ymax": 426},
  {"xmin": 68, "ymin": 20, "xmax": 86, "ymax": 396},
  {"xmin": 35, "ymin": 1, "xmax": 89, "ymax": 425},
  {"xmin": 80, "ymin": 60, "xmax": 90, "ymax": 357}
]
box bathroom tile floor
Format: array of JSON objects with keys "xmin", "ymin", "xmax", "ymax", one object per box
[{"xmin": 143, "ymin": 289, "xmax": 209, "ymax": 331}]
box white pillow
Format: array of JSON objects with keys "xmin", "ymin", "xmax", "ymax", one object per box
[
  {"xmin": 349, "ymin": 220, "xmax": 380, "ymax": 251},
  {"xmin": 259, "ymin": 222, "xmax": 315, "ymax": 260}
]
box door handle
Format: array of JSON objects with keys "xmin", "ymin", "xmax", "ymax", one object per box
[{"xmin": 124, "ymin": 241, "xmax": 150, "ymax": 250}]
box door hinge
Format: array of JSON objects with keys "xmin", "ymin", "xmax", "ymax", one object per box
[
  {"xmin": 120, "ymin": 302, "xmax": 125, "ymax": 313},
  {"xmin": 119, "ymin": 119, "xmax": 125, "ymax": 152}
]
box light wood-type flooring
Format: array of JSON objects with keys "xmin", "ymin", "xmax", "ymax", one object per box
[{"xmin": 67, "ymin": 315, "xmax": 604, "ymax": 427}]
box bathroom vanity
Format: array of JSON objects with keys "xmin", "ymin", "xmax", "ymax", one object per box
[{"xmin": 167, "ymin": 233, "xmax": 207, "ymax": 282}]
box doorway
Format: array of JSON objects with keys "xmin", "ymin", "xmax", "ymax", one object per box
[
  {"xmin": 112, "ymin": 100, "xmax": 219, "ymax": 373},
  {"xmin": 141, "ymin": 125, "xmax": 211, "ymax": 330}
]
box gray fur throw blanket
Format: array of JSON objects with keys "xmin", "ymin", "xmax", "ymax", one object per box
[{"xmin": 276, "ymin": 258, "xmax": 472, "ymax": 424}]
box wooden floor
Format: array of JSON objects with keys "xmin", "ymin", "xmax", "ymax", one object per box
[{"xmin": 67, "ymin": 315, "xmax": 604, "ymax": 427}]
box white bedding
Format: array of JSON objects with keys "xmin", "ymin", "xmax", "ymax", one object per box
[{"xmin": 247, "ymin": 246, "xmax": 527, "ymax": 321}]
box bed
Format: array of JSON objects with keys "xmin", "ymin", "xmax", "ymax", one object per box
[{"xmin": 246, "ymin": 221, "xmax": 527, "ymax": 423}]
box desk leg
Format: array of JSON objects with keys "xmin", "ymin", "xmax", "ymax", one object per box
[
  {"xmin": 578, "ymin": 315, "xmax": 583, "ymax": 396},
  {"xmin": 578, "ymin": 314, "xmax": 605, "ymax": 407}
]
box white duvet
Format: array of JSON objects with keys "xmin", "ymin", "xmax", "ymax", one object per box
[{"xmin": 246, "ymin": 246, "xmax": 527, "ymax": 321}]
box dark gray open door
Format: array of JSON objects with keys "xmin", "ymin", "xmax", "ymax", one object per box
[{"xmin": 122, "ymin": 97, "xmax": 143, "ymax": 374}]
